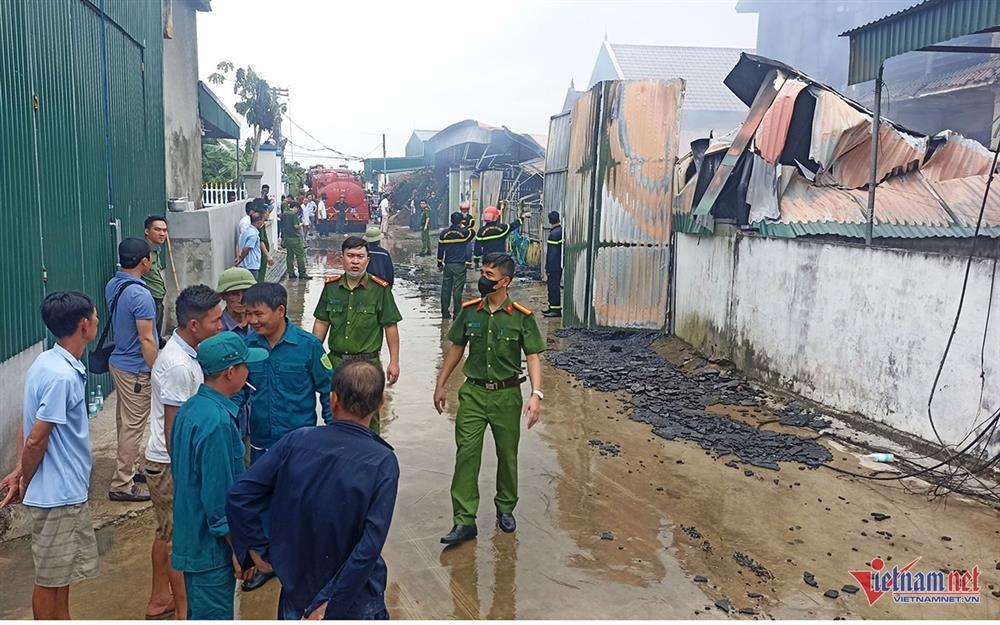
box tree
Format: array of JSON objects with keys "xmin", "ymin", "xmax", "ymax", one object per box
[
  {"xmin": 207, "ymin": 62, "xmax": 285, "ymax": 172},
  {"xmin": 201, "ymin": 139, "xmax": 238, "ymax": 184},
  {"xmin": 284, "ymin": 161, "xmax": 307, "ymax": 197}
]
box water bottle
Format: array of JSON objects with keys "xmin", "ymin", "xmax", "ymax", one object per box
[
  {"xmin": 96, "ymin": 385, "xmax": 104, "ymax": 410},
  {"xmin": 863, "ymin": 452, "xmax": 894, "ymax": 463},
  {"xmin": 88, "ymin": 393, "xmax": 98, "ymax": 418}
]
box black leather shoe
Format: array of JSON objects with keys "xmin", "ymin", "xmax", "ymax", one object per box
[
  {"xmin": 440, "ymin": 524, "xmax": 477, "ymax": 545},
  {"xmin": 497, "ymin": 512, "xmax": 516, "ymax": 533},
  {"xmin": 241, "ymin": 570, "xmax": 276, "ymax": 592},
  {"xmin": 542, "ymin": 309, "xmax": 562, "ymax": 318}
]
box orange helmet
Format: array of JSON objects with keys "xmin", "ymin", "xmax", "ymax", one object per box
[{"xmin": 484, "ymin": 206, "xmax": 500, "ymax": 221}]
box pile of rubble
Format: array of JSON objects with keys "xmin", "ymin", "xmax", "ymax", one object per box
[{"xmin": 547, "ymin": 329, "xmax": 832, "ymax": 470}]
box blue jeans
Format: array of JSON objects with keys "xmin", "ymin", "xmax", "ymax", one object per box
[{"xmin": 184, "ymin": 565, "xmax": 235, "ymax": 620}]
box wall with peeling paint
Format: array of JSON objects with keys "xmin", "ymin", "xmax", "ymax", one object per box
[{"xmin": 675, "ymin": 231, "xmax": 1000, "ymax": 446}]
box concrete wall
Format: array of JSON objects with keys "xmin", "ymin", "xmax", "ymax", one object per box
[
  {"xmin": 0, "ymin": 342, "xmax": 44, "ymax": 538},
  {"xmin": 163, "ymin": 0, "xmax": 202, "ymax": 205},
  {"xmin": 674, "ymin": 232, "xmax": 1000, "ymax": 446},
  {"xmin": 165, "ymin": 202, "xmax": 280, "ymax": 322}
]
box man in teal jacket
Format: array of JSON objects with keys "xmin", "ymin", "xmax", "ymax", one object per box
[{"xmin": 171, "ymin": 333, "xmax": 268, "ymax": 619}]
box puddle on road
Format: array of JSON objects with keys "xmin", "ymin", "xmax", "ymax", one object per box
[{"xmin": 0, "ymin": 231, "xmax": 996, "ymax": 620}]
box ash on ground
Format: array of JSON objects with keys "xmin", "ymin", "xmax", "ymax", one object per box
[{"xmin": 547, "ymin": 329, "xmax": 832, "ymax": 470}]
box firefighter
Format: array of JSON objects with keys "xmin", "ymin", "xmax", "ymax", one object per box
[
  {"xmin": 543, "ymin": 211, "xmax": 562, "ymax": 317},
  {"xmin": 473, "ymin": 206, "xmax": 520, "ymax": 268},
  {"xmin": 438, "ymin": 212, "xmax": 473, "ymax": 319},
  {"xmin": 459, "ymin": 201, "xmax": 475, "ymax": 261}
]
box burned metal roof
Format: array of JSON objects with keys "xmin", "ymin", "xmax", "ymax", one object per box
[{"xmin": 675, "ymin": 53, "xmax": 999, "ymax": 240}]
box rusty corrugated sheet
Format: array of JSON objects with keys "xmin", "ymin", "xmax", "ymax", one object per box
[
  {"xmin": 592, "ymin": 246, "xmax": 671, "ymax": 329},
  {"xmin": 563, "ymin": 87, "xmax": 599, "ymax": 328},
  {"xmin": 754, "ymin": 78, "xmax": 808, "ymax": 164},
  {"xmin": 929, "ymin": 174, "xmax": 1000, "ymax": 229},
  {"xmin": 777, "ymin": 173, "xmax": 866, "ymax": 225},
  {"xmin": 808, "ymin": 88, "xmax": 870, "ymax": 172},
  {"xmin": 598, "ymin": 79, "xmax": 683, "ymax": 245},
  {"xmin": 922, "ymin": 131, "xmax": 994, "ymax": 182},
  {"xmin": 818, "ymin": 124, "xmax": 927, "ymax": 189}
]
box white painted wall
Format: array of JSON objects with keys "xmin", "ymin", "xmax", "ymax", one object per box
[
  {"xmin": 0, "ymin": 342, "xmax": 45, "ymax": 477},
  {"xmin": 674, "ymin": 232, "xmax": 1000, "ymax": 446}
]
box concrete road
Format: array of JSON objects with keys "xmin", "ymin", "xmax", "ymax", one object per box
[{"xmin": 0, "ymin": 228, "xmax": 997, "ymax": 619}]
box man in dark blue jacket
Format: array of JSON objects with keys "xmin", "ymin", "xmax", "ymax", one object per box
[
  {"xmin": 227, "ymin": 360, "xmax": 399, "ymax": 620},
  {"xmin": 543, "ymin": 211, "xmax": 563, "ymax": 318}
]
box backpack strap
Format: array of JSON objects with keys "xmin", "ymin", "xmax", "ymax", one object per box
[{"xmin": 94, "ymin": 280, "xmax": 150, "ymax": 349}]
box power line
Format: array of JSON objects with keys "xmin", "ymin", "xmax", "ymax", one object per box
[{"xmin": 284, "ymin": 114, "xmax": 367, "ymax": 161}]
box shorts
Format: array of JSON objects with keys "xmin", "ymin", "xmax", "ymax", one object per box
[
  {"xmin": 29, "ymin": 502, "xmax": 99, "ymax": 587},
  {"xmin": 144, "ymin": 459, "xmax": 174, "ymax": 541}
]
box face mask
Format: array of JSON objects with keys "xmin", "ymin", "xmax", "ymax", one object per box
[
  {"xmin": 478, "ymin": 276, "xmax": 501, "ymax": 296},
  {"xmin": 345, "ymin": 269, "xmax": 365, "ymax": 280}
]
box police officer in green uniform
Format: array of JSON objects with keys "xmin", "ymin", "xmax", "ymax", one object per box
[
  {"xmin": 419, "ymin": 199, "xmax": 432, "ymax": 255},
  {"xmin": 280, "ymin": 202, "xmax": 309, "ymax": 279},
  {"xmin": 256, "ymin": 205, "xmax": 273, "ymax": 283},
  {"xmin": 312, "ymin": 236, "xmax": 402, "ymax": 435},
  {"xmin": 170, "ymin": 332, "xmax": 268, "ymax": 619},
  {"xmin": 438, "ymin": 211, "xmax": 473, "ymax": 319},
  {"xmin": 143, "ymin": 216, "xmax": 168, "ymax": 345},
  {"xmin": 433, "ymin": 252, "xmax": 545, "ymax": 545}
]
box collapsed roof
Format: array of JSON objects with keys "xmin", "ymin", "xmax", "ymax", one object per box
[{"xmin": 675, "ymin": 53, "xmax": 999, "ymax": 239}]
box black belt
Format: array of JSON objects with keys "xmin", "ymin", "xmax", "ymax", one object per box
[
  {"xmin": 332, "ymin": 351, "xmax": 380, "ymax": 360},
  {"xmin": 466, "ymin": 376, "xmax": 525, "ymax": 391}
]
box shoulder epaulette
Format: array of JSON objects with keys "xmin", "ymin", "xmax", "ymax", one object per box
[
  {"xmin": 513, "ymin": 302, "xmax": 532, "ymax": 316},
  {"xmin": 325, "ymin": 274, "xmax": 342, "ymax": 283},
  {"xmin": 462, "ymin": 298, "xmax": 482, "ymax": 308},
  {"xmin": 370, "ymin": 275, "xmax": 389, "ymax": 288}
]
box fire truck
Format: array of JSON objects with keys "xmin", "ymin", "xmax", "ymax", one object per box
[{"xmin": 306, "ymin": 166, "xmax": 370, "ymax": 232}]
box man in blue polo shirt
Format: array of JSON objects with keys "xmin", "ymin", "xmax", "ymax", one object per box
[
  {"xmin": 0, "ymin": 291, "xmax": 100, "ymax": 619},
  {"xmin": 170, "ymin": 333, "xmax": 268, "ymax": 619}
]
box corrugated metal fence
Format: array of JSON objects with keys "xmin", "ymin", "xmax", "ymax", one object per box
[
  {"xmin": 561, "ymin": 79, "xmax": 685, "ymax": 330},
  {"xmin": 0, "ymin": 0, "xmax": 165, "ymax": 391}
]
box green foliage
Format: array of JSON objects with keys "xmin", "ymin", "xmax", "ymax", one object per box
[
  {"xmin": 207, "ymin": 62, "xmax": 286, "ymax": 170},
  {"xmin": 202, "ymin": 139, "xmax": 238, "ymax": 184},
  {"xmin": 284, "ymin": 161, "xmax": 307, "ymax": 197}
]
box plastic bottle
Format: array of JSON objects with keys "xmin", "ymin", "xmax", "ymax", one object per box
[
  {"xmin": 96, "ymin": 384, "xmax": 104, "ymax": 409},
  {"xmin": 863, "ymin": 452, "xmax": 894, "ymax": 463},
  {"xmin": 88, "ymin": 392, "xmax": 98, "ymax": 418}
]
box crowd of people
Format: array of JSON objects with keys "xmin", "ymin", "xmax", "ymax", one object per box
[{"xmin": 0, "ymin": 191, "xmax": 561, "ymax": 620}]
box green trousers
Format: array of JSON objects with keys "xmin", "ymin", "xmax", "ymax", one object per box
[
  {"xmin": 256, "ymin": 263, "xmax": 267, "ymax": 283},
  {"xmin": 330, "ymin": 354, "xmax": 382, "ymax": 435},
  {"xmin": 451, "ymin": 382, "xmax": 522, "ymax": 525},
  {"xmin": 184, "ymin": 565, "xmax": 235, "ymax": 620},
  {"xmin": 440, "ymin": 263, "xmax": 467, "ymax": 317},
  {"xmin": 421, "ymin": 228, "xmax": 431, "ymax": 253},
  {"xmin": 284, "ymin": 236, "xmax": 307, "ymax": 277}
]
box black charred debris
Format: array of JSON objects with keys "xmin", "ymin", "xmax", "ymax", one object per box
[{"xmin": 548, "ymin": 330, "xmax": 832, "ymax": 470}]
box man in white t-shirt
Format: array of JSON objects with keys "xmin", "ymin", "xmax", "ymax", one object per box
[
  {"xmin": 142, "ymin": 285, "xmax": 224, "ymax": 620},
  {"xmin": 379, "ymin": 195, "xmax": 391, "ymax": 236},
  {"xmin": 236, "ymin": 200, "xmax": 256, "ymax": 249},
  {"xmin": 301, "ymin": 194, "xmax": 315, "ymax": 238}
]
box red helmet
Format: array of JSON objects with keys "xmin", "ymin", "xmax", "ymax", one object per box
[
  {"xmin": 459, "ymin": 201, "xmax": 470, "ymax": 211},
  {"xmin": 484, "ymin": 206, "xmax": 500, "ymax": 221}
]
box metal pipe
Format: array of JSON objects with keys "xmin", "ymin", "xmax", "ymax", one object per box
[{"xmin": 865, "ymin": 62, "xmax": 884, "ymax": 246}]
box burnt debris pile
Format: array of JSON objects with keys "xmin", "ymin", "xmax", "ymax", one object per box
[{"xmin": 547, "ymin": 329, "xmax": 832, "ymax": 469}]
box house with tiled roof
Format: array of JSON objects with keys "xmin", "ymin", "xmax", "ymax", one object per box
[{"xmin": 584, "ymin": 41, "xmax": 754, "ymax": 147}]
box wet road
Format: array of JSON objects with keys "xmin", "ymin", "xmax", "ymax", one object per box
[{"xmin": 0, "ymin": 228, "xmax": 998, "ymax": 619}]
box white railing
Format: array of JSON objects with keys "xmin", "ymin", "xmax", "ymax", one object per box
[{"xmin": 202, "ymin": 183, "xmax": 247, "ymax": 207}]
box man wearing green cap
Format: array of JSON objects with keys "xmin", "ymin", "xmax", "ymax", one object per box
[
  {"xmin": 433, "ymin": 252, "xmax": 544, "ymax": 545},
  {"xmin": 280, "ymin": 202, "xmax": 310, "ymax": 280},
  {"xmin": 312, "ymin": 236, "xmax": 402, "ymax": 435},
  {"xmin": 170, "ymin": 333, "xmax": 268, "ymax": 620},
  {"xmin": 216, "ymin": 268, "xmax": 256, "ymax": 337}
]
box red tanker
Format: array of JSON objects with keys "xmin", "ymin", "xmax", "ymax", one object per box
[{"xmin": 307, "ymin": 166, "xmax": 369, "ymax": 232}]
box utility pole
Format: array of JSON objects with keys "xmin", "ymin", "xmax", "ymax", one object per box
[{"xmin": 382, "ymin": 133, "xmax": 388, "ymax": 192}]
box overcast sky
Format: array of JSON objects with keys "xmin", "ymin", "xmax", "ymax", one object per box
[{"xmin": 197, "ymin": 0, "xmax": 757, "ymax": 167}]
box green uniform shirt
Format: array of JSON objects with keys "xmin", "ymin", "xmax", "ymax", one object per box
[
  {"xmin": 258, "ymin": 223, "xmax": 270, "ymax": 249},
  {"xmin": 313, "ymin": 273, "xmax": 403, "ymax": 355},
  {"xmin": 170, "ymin": 384, "xmax": 244, "ymax": 573},
  {"xmin": 421, "ymin": 209, "xmax": 430, "ymax": 231},
  {"xmin": 447, "ymin": 297, "xmax": 545, "ymax": 382},
  {"xmin": 143, "ymin": 244, "xmax": 166, "ymax": 299},
  {"xmin": 281, "ymin": 209, "xmax": 302, "ymax": 239},
  {"xmin": 240, "ymin": 321, "xmax": 333, "ymax": 449}
]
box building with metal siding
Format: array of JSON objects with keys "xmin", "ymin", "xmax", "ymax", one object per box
[{"xmin": 0, "ymin": 0, "xmax": 166, "ymax": 475}]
